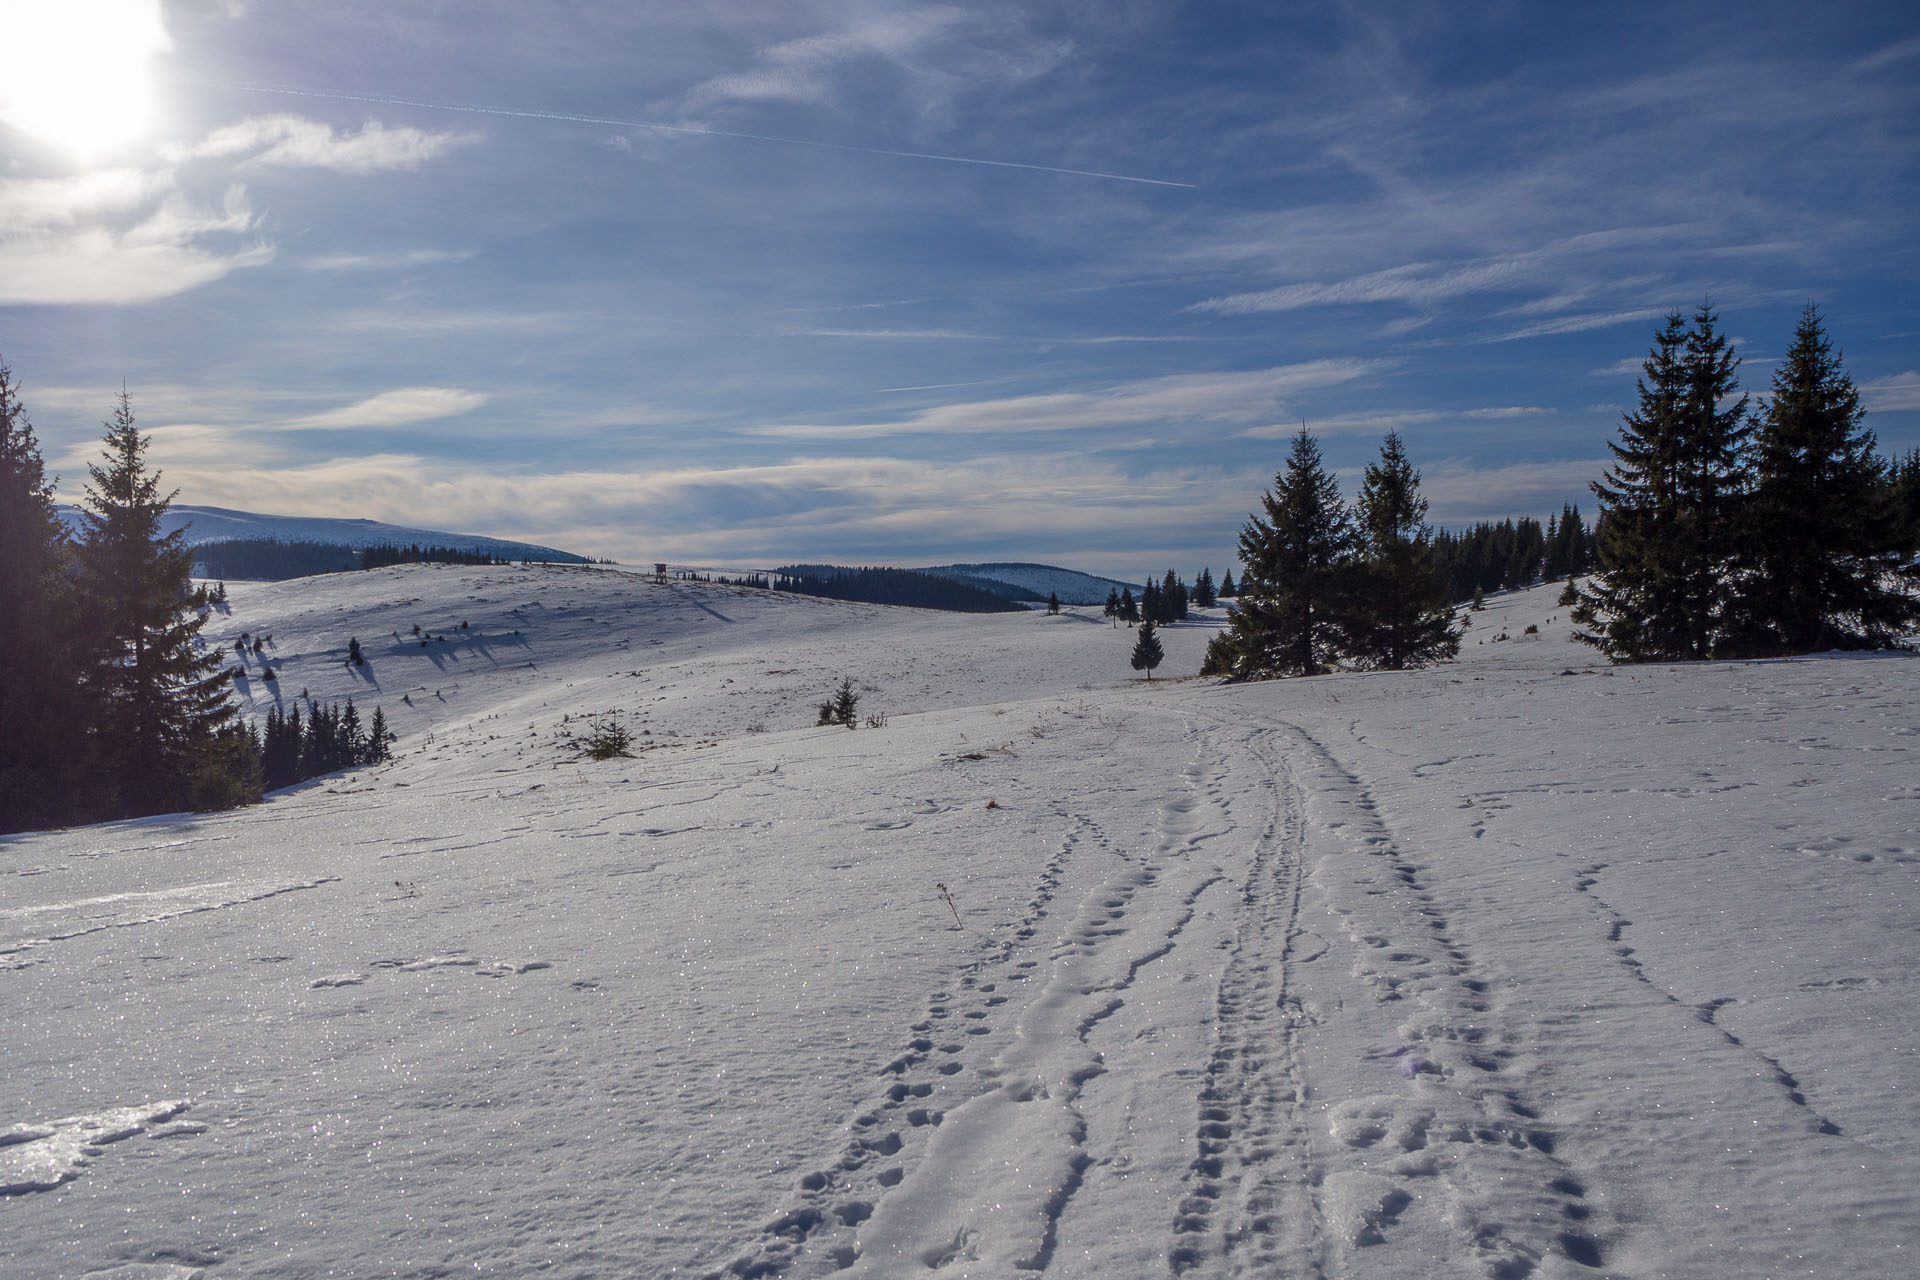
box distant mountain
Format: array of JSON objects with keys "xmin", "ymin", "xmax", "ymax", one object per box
[
  {"xmin": 54, "ymin": 504, "xmax": 591, "ymax": 573},
  {"xmin": 917, "ymin": 562, "xmax": 1137, "ymax": 607}
]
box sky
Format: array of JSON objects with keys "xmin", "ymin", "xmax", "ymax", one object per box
[{"xmin": 2, "ymin": 0, "xmax": 1916, "ymax": 580}]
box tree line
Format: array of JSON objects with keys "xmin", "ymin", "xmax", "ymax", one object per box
[
  {"xmin": 1433, "ymin": 508, "xmax": 1593, "ymax": 605},
  {"xmin": 0, "ymin": 370, "xmax": 390, "ymax": 833},
  {"xmin": 1204, "ymin": 302, "xmax": 1919, "ymax": 683},
  {"xmin": 772, "ymin": 565, "xmax": 1024, "ymax": 612},
  {"xmin": 189, "ymin": 538, "xmax": 514, "ymax": 581}
]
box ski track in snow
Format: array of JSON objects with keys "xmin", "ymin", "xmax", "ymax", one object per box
[{"xmin": 4, "ymin": 565, "xmax": 1917, "ymax": 1278}]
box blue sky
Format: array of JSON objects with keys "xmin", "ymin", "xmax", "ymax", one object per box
[{"xmin": 3, "ymin": 1, "xmax": 1916, "ymax": 579}]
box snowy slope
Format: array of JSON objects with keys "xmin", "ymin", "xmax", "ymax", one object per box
[
  {"xmin": 918, "ymin": 562, "xmax": 1135, "ymax": 605},
  {"xmin": 3, "ymin": 569, "xmax": 1916, "ymax": 1278},
  {"xmin": 54, "ymin": 503, "xmax": 590, "ymax": 563}
]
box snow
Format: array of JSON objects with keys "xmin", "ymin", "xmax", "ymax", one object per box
[{"xmin": 3, "ymin": 564, "xmax": 1916, "ymax": 1277}]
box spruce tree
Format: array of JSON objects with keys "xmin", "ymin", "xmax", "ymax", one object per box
[
  {"xmin": 1218, "ymin": 569, "xmax": 1235, "ymax": 599},
  {"xmin": 1346, "ymin": 432, "xmax": 1460, "ymax": 670},
  {"xmin": 1725, "ymin": 305, "xmax": 1919, "ymax": 653},
  {"xmin": 367, "ymin": 706, "xmax": 393, "ymax": 763},
  {"xmin": 1575, "ymin": 311, "xmax": 1717, "ymax": 660},
  {"xmin": 1674, "ymin": 302, "xmax": 1750, "ymax": 655},
  {"xmin": 1192, "ymin": 568, "xmax": 1216, "ymax": 609},
  {"xmin": 74, "ymin": 391, "xmax": 249, "ymax": 817},
  {"xmin": 1202, "ymin": 427, "xmax": 1354, "ymax": 678},
  {"xmin": 1119, "ymin": 587, "xmax": 1138, "ymax": 625},
  {"xmin": 0, "ymin": 361, "xmax": 83, "ymax": 830},
  {"xmin": 1129, "ymin": 617, "xmax": 1164, "ymax": 680}
]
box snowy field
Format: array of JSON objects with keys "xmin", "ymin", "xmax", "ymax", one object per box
[{"xmin": 4, "ymin": 563, "xmax": 1916, "ymax": 1279}]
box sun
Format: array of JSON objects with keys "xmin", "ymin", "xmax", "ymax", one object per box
[{"xmin": 0, "ymin": 0, "xmax": 172, "ymax": 160}]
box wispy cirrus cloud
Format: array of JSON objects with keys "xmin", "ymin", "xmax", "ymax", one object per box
[
  {"xmin": 745, "ymin": 361, "xmax": 1387, "ymax": 440},
  {"xmin": 1241, "ymin": 405, "xmax": 1553, "ymax": 439},
  {"xmin": 1860, "ymin": 371, "xmax": 1920, "ymax": 412},
  {"xmin": 1189, "ymin": 259, "xmax": 1531, "ymax": 316},
  {"xmin": 288, "ymin": 388, "xmax": 488, "ymax": 430},
  {"xmin": 679, "ymin": 8, "xmax": 1068, "ymax": 122},
  {"xmin": 1418, "ymin": 457, "xmax": 1609, "ymax": 526},
  {"xmin": 683, "ymin": 11, "xmax": 966, "ymax": 110},
  {"xmin": 798, "ymin": 328, "xmax": 1203, "ymax": 344},
  {"xmin": 1489, "ymin": 307, "xmax": 1668, "ymax": 343},
  {"xmin": 302, "ymin": 248, "xmax": 474, "ymax": 272},
  {"xmin": 1852, "ymin": 35, "xmax": 1920, "ymax": 73},
  {"xmin": 168, "ymin": 115, "xmax": 478, "ymax": 173}
]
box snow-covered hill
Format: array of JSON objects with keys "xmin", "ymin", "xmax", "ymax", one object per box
[
  {"xmin": 918, "ymin": 561, "xmax": 1136, "ymax": 605},
  {"xmin": 54, "ymin": 503, "xmax": 590, "ymax": 564},
  {"xmin": 3, "ymin": 569, "xmax": 1916, "ymax": 1278}
]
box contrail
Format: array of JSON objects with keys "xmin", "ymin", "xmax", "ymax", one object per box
[{"xmin": 218, "ymin": 82, "xmax": 1197, "ymax": 190}]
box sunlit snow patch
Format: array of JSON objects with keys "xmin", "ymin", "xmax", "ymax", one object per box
[{"xmin": 0, "ymin": 1101, "xmax": 195, "ymax": 1195}]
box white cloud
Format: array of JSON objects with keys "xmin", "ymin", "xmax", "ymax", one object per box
[
  {"xmin": 170, "ymin": 115, "xmax": 477, "ymax": 173},
  {"xmin": 744, "ymin": 361, "xmax": 1386, "ymax": 440},
  {"xmin": 288, "ymin": 388, "xmax": 489, "ymax": 430},
  {"xmin": 0, "ymin": 169, "xmax": 166, "ymax": 231},
  {"xmin": 1861, "ymin": 371, "xmax": 1920, "ymax": 412},
  {"xmin": 0, "ymin": 187, "xmax": 269, "ymax": 305}
]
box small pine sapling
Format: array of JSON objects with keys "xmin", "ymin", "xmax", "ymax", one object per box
[
  {"xmin": 1130, "ymin": 618, "xmax": 1165, "ymax": 680},
  {"xmin": 817, "ymin": 676, "xmax": 861, "ymax": 728}
]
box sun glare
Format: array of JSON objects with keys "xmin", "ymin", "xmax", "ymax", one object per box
[{"xmin": 0, "ymin": 0, "xmax": 171, "ymax": 160}]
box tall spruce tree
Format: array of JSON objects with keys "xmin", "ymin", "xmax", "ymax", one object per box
[
  {"xmin": 1347, "ymin": 432, "xmax": 1460, "ymax": 670},
  {"xmin": 74, "ymin": 391, "xmax": 252, "ymax": 817},
  {"xmin": 1675, "ymin": 302, "xmax": 1750, "ymax": 655},
  {"xmin": 0, "ymin": 361, "xmax": 82, "ymax": 831},
  {"xmin": 1726, "ymin": 305, "xmax": 1920, "ymax": 653},
  {"xmin": 1203, "ymin": 427, "xmax": 1353, "ymax": 678},
  {"xmin": 1575, "ymin": 307, "xmax": 1746, "ymax": 661}
]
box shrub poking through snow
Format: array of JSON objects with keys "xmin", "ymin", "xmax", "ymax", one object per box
[
  {"xmin": 936, "ymin": 883, "xmax": 962, "ymax": 930},
  {"xmin": 576, "ymin": 717, "xmax": 633, "ymax": 760}
]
